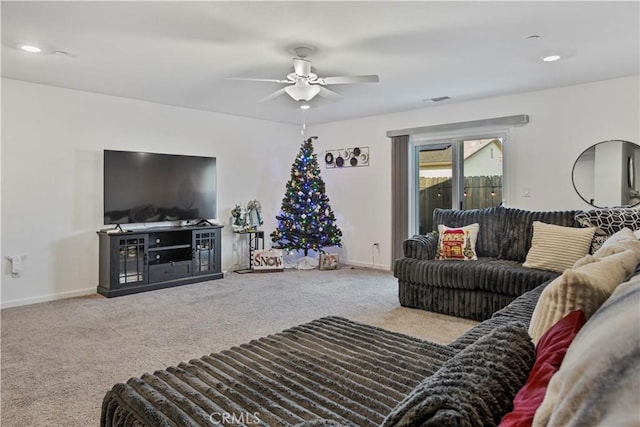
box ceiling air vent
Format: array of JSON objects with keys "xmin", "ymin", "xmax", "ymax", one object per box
[{"xmin": 425, "ymin": 96, "xmax": 451, "ymax": 103}]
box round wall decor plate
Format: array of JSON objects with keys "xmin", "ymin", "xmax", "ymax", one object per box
[
  {"xmin": 336, "ymin": 157, "xmax": 345, "ymax": 167},
  {"xmin": 324, "ymin": 152, "xmax": 334, "ymax": 164}
]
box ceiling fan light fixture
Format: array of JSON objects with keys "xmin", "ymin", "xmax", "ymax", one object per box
[
  {"xmin": 285, "ymin": 84, "xmax": 320, "ymax": 101},
  {"xmin": 20, "ymin": 44, "xmax": 42, "ymax": 53},
  {"xmin": 542, "ymin": 54, "xmax": 561, "ymax": 62}
]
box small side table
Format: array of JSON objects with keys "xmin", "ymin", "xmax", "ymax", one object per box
[{"xmin": 233, "ymin": 230, "xmax": 264, "ymax": 273}]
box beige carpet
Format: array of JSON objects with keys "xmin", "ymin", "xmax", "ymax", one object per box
[{"xmin": 0, "ymin": 267, "xmax": 477, "ymax": 426}]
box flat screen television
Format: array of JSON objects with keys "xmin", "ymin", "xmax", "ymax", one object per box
[{"xmin": 103, "ymin": 150, "xmax": 217, "ymax": 225}]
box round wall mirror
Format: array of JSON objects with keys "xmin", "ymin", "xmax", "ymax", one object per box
[{"xmin": 572, "ymin": 140, "xmax": 640, "ymax": 208}]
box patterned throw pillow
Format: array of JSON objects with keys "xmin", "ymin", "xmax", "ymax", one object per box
[
  {"xmin": 575, "ymin": 208, "xmax": 640, "ymax": 252},
  {"xmin": 435, "ymin": 223, "xmax": 479, "ymax": 260}
]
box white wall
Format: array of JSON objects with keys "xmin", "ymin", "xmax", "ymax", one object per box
[
  {"xmin": 1, "ymin": 78, "xmax": 300, "ymax": 308},
  {"xmin": 2, "ymin": 75, "xmax": 638, "ymax": 307},
  {"xmin": 309, "ymin": 75, "xmax": 640, "ymax": 270}
]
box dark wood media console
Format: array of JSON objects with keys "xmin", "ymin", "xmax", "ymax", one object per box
[{"xmin": 97, "ymin": 225, "xmax": 223, "ymax": 297}]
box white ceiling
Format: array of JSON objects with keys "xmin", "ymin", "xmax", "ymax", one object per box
[{"xmin": 2, "ymin": 1, "xmax": 639, "ymax": 125}]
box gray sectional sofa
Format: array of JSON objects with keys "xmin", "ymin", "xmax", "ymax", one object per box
[
  {"xmin": 101, "ymin": 290, "xmax": 541, "ymax": 427},
  {"xmin": 101, "ymin": 264, "xmax": 640, "ymax": 426},
  {"xmin": 394, "ymin": 206, "xmax": 582, "ymax": 321}
]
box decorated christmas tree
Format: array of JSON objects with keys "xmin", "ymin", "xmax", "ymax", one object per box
[{"xmin": 271, "ymin": 136, "xmax": 342, "ymax": 256}]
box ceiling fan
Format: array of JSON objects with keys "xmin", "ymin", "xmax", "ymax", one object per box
[{"xmin": 228, "ymin": 47, "xmax": 379, "ymax": 102}]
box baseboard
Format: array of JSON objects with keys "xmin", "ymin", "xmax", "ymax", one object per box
[
  {"xmin": 341, "ymin": 259, "xmax": 391, "ymax": 271},
  {"xmin": 0, "ymin": 263, "xmax": 390, "ymax": 309},
  {"xmin": 1, "ymin": 287, "xmax": 96, "ymax": 309}
]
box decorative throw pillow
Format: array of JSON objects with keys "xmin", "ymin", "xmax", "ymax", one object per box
[
  {"xmin": 575, "ymin": 208, "xmax": 640, "ymax": 235},
  {"xmin": 528, "ymin": 249, "xmax": 640, "ymax": 344},
  {"xmin": 499, "ymin": 310, "xmax": 586, "ymax": 427},
  {"xmin": 383, "ymin": 323, "xmax": 534, "ymax": 427},
  {"xmin": 592, "ymin": 227, "xmax": 640, "ymax": 258},
  {"xmin": 522, "ymin": 222, "xmax": 596, "ymax": 273},
  {"xmin": 571, "ymin": 254, "xmax": 599, "ymax": 269},
  {"xmin": 573, "ymin": 228, "xmax": 640, "ymax": 268},
  {"xmin": 575, "ymin": 208, "xmax": 640, "ymax": 252},
  {"xmin": 532, "ymin": 276, "xmax": 640, "ymax": 427},
  {"xmin": 587, "ymin": 234, "xmax": 609, "ymax": 254},
  {"xmin": 435, "ymin": 223, "xmax": 479, "ymax": 260}
]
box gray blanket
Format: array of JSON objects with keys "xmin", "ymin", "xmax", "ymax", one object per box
[
  {"xmin": 381, "ymin": 323, "xmax": 534, "ymax": 427},
  {"xmin": 101, "ymin": 317, "xmax": 456, "ymax": 426}
]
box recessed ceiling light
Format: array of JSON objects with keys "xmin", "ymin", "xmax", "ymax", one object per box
[
  {"xmin": 300, "ymin": 104, "xmax": 311, "ymax": 110},
  {"xmin": 542, "ymin": 55, "xmax": 561, "ymax": 62},
  {"xmin": 20, "ymin": 45, "xmax": 42, "ymax": 53}
]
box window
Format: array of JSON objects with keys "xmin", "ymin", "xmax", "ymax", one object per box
[{"xmin": 412, "ymin": 134, "xmax": 506, "ymax": 235}]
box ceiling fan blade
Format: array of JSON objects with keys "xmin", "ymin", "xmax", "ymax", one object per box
[
  {"xmin": 316, "ymin": 75, "xmax": 380, "ymax": 85},
  {"xmin": 317, "ymin": 86, "xmax": 344, "ymax": 101},
  {"xmin": 293, "ymin": 58, "xmax": 312, "ymax": 77},
  {"xmin": 227, "ymin": 77, "xmax": 291, "ymax": 84},
  {"xmin": 260, "ymin": 88, "xmax": 287, "ymax": 102}
]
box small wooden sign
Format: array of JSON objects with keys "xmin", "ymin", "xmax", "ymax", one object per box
[{"xmin": 252, "ymin": 249, "xmax": 284, "ymax": 273}]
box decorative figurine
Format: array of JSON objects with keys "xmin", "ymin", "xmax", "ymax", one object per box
[{"xmin": 232, "ymin": 200, "xmax": 263, "ymax": 232}]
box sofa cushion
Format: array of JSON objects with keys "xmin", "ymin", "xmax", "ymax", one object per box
[
  {"xmin": 575, "ymin": 208, "xmax": 640, "ymax": 234},
  {"xmin": 491, "ymin": 281, "xmax": 551, "ymax": 323},
  {"xmin": 522, "ymin": 222, "xmax": 595, "ymax": 273},
  {"xmin": 398, "ymin": 280, "xmax": 526, "ymax": 322},
  {"xmin": 383, "ymin": 323, "xmax": 534, "ymax": 427},
  {"xmin": 436, "ymin": 223, "xmax": 479, "ymax": 260},
  {"xmin": 573, "ymin": 228, "xmax": 640, "ymax": 267},
  {"xmin": 499, "ymin": 209, "xmax": 580, "ymax": 261},
  {"xmin": 575, "ymin": 208, "xmax": 640, "ymax": 232},
  {"xmin": 432, "ymin": 206, "xmax": 505, "ymax": 258},
  {"xmin": 498, "ymin": 310, "xmax": 586, "ymax": 427},
  {"xmin": 593, "ymin": 227, "xmax": 640, "ymax": 257},
  {"xmin": 575, "ymin": 208, "xmax": 640, "ymax": 252},
  {"xmin": 532, "ymin": 275, "xmax": 640, "ymax": 427},
  {"xmin": 398, "ymin": 257, "xmax": 558, "ymax": 296},
  {"xmin": 528, "ymin": 249, "xmax": 640, "ymax": 344}
]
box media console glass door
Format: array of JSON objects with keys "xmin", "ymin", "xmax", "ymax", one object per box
[
  {"xmin": 117, "ymin": 236, "xmax": 147, "ymax": 286},
  {"xmin": 193, "ymin": 230, "xmax": 217, "ymax": 275}
]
